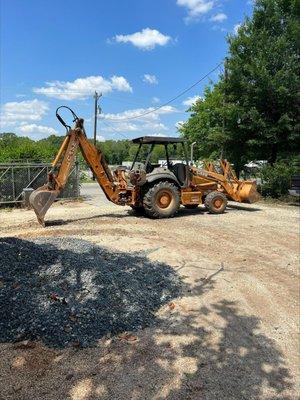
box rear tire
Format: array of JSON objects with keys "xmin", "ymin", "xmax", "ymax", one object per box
[
  {"xmin": 205, "ymin": 191, "xmax": 227, "ymax": 214},
  {"xmin": 143, "ymin": 181, "xmax": 180, "ymax": 218}
]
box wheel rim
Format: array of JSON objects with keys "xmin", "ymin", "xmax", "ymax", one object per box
[
  {"xmin": 156, "ymin": 190, "xmax": 173, "ymax": 209},
  {"xmin": 213, "ymin": 198, "xmax": 223, "ymax": 209}
]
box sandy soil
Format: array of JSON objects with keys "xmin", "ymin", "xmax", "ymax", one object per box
[{"xmin": 0, "ymin": 184, "xmax": 299, "ymax": 400}]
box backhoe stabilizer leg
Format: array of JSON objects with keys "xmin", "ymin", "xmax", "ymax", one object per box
[{"xmin": 29, "ymin": 185, "xmax": 59, "ymax": 227}]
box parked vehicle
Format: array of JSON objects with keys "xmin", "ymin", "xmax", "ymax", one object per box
[{"xmin": 289, "ymin": 175, "xmax": 300, "ymax": 198}]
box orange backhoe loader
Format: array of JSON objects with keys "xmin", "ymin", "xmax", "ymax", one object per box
[{"xmin": 29, "ymin": 107, "xmax": 259, "ymax": 226}]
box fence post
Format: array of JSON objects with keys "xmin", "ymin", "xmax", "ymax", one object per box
[
  {"xmin": 75, "ymin": 160, "xmax": 80, "ymax": 198},
  {"xmin": 23, "ymin": 188, "xmax": 34, "ymax": 208},
  {"xmin": 11, "ymin": 166, "xmax": 15, "ymax": 199}
]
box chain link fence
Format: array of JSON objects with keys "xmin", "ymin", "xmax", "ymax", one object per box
[{"xmin": 0, "ymin": 161, "xmax": 80, "ymax": 205}]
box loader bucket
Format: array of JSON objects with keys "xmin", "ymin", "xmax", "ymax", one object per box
[
  {"xmin": 238, "ymin": 180, "xmax": 260, "ymax": 203},
  {"xmin": 29, "ymin": 185, "xmax": 59, "ymax": 226}
]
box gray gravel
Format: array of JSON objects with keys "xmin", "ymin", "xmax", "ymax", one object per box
[{"xmin": 0, "ymin": 237, "xmax": 183, "ymax": 348}]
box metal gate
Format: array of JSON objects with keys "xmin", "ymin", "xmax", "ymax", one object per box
[{"xmin": 0, "ymin": 161, "xmax": 80, "ymax": 204}]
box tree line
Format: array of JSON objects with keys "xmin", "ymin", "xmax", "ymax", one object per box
[{"xmin": 0, "ymin": 133, "xmax": 183, "ymax": 165}]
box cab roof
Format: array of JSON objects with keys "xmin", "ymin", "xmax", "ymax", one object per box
[{"xmin": 132, "ymin": 136, "xmax": 185, "ymax": 144}]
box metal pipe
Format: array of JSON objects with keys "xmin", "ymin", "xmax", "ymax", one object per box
[
  {"xmin": 190, "ymin": 142, "xmax": 196, "ymax": 165},
  {"xmin": 131, "ymin": 143, "xmax": 142, "ymax": 170},
  {"xmin": 52, "ymin": 135, "xmax": 70, "ymax": 167}
]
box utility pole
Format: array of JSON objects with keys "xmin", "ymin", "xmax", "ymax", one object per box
[
  {"xmin": 190, "ymin": 142, "xmax": 196, "ymax": 166},
  {"xmin": 93, "ymin": 91, "xmax": 102, "ymax": 147},
  {"xmin": 221, "ymin": 58, "xmax": 228, "ymax": 160},
  {"xmin": 93, "ymin": 91, "xmax": 102, "ymax": 180}
]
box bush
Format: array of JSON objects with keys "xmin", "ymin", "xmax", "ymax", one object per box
[{"xmin": 260, "ymin": 158, "xmax": 300, "ymax": 198}]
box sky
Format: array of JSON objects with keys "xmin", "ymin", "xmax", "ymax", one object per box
[{"xmin": 0, "ymin": 0, "xmax": 253, "ymax": 141}]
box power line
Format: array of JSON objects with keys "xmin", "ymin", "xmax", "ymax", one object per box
[
  {"xmin": 100, "ymin": 119, "xmax": 130, "ymax": 140},
  {"xmin": 102, "ymin": 62, "xmax": 222, "ymax": 122}
]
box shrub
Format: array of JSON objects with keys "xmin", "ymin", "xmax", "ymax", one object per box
[{"xmin": 260, "ymin": 158, "xmax": 300, "ymax": 198}]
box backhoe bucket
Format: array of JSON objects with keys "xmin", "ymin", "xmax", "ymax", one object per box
[
  {"xmin": 29, "ymin": 185, "xmax": 59, "ymax": 226},
  {"xmin": 238, "ymin": 180, "xmax": 260, "ymax": 203}
]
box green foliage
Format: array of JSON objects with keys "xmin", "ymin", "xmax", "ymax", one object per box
[
  {"xmin": 180, "ymin": 0, "xmax": 300, "ymax": 178},
  {"xmin": 0, "ymin": 132, "xmax": 184, "ymax": 167},
  {"xmin": 225, "ymin": 0, "xmax": 300, "ymax": 164},
  {"xmin": 0, "ymin": 133, "xmax": 134, "ymax": 165},
  {"xmin": 0, "ymin": 133, "xmax": 64, "ymax": 162},
  {"xmin": 97, "ymin": 139, "xmax": 133, "ymax": 164},
  {"xmin": 0, "ymin": 133, "xmax": 80, "ymax": 201},
  {"xmin": 259, "ymin": 156, "xmax": 300, "ymax": 198},
  {"xmin": 180, "ymin": 85, "xmax": 249, "ymax": 173}
]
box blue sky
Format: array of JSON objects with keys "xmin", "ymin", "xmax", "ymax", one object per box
[{"xmin": 0, "ymin": 0, "xmax": 253, "ymax": 141}]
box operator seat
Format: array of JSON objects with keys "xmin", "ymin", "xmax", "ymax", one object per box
[{"xmin": 171, "ymin": 163, "xmax": 187, "ymax": 186}]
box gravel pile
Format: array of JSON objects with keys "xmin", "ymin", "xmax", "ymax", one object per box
[{"xmin": 0, "ymin": 237, "xmax": 182, "ymax": 348}]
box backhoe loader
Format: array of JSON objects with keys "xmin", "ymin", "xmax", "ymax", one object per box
[{"xmin": 29, "ymin": 107, "xmax": 259, "ymax": 226}]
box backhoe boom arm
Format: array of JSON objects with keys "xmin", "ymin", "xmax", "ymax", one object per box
[{"xmin": 29, "ymin": 119, "xmax": 130, "ymax": 226}]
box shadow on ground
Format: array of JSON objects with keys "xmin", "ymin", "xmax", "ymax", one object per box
[
  {"xmin": 0, "ymin": 237, "xmax": 183, "ymax": 348},
  {"xmin": 227, "ymin": 203, "xmax": 262, "ymax": 212},
  {"xmin": 0, "ymin": 237, "xmax": 294, "ymax": 399},
  {"xmin": 44, "ymin": 202, "xmax": 261, "ymax": 227},
  {"xmin": 164, "ymin": 301, "xmax": 292, "ymax": 400}
]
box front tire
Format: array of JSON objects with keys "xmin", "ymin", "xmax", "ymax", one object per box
[
  {"xmin": 205, "ymin": 191, "xmax": 227, "ymax": 214},
  {"xmin": 143, "ymin": 181, "xmax": 180, "ymax": 218}
]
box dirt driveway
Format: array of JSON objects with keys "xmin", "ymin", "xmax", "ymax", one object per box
[{"xmin": 0, "ymin": 183, "xmax": 299, "ymax": 400}]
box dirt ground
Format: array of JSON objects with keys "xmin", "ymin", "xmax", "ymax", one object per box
[{"xmin": 0, "ymin": 183, "xmax": 299, "ymax": 400}]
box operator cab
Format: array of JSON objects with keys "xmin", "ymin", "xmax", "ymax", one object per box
[{"xmin": 130, "ymin": 136, "xmax": 190, "ymax": 187}]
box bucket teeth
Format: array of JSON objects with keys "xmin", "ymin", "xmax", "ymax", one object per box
[{"xmin": 29, "ymin": 186, "xmax": 59, "ymax": 226}]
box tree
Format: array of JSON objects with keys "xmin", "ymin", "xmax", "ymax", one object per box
[
  {"xmin": 226, "ymin": 0, "xmax": 300, "ymax": 164},
  {"xmin": 181, "ymin": 0, "xmax": 300, "ymax": 172},
  {"xmin": 180, "ymin": 86, "xmax": 249, "ymax": 175}
]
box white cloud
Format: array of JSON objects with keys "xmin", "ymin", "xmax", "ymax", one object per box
[
  {"xmin": 144, "ymin": 122, "xmax": 168, "ymax": 131},
  {"xmin": 212, "ymin": 23, "xmax": 228, "ymax": 32},
  {"xmin": 175, "ymin": 120, "xmax": 185, "ymax": 129},
  {"xmin": 110, "ymin": 76, "xmax": 132, "ymax": 92},
  {"xmin": 177, "ymin": 0, "xmax": 214, "ymax": 22},
  {"xmin": 143, "ymin": 74, "xmax": 158, "ymax": 85},
  {"xmin": 96, "ymin": 135, "xmax": 106, "ymax": 141},
  {"xmin": 103, "ymin": 122, "xmax": 140, "ymax": 132},
  {"xmin": 98, "ymin": 106, "xmax": 178, "ymax": 139},
  {"xmin": 210, "ymin": 12, "xmax": 227, "ymax": 22},
  {"xmin": 182, "ymin": 95, "xmax": 202, "ymax": 107},
  {"xmin": 33, "ymin": 75, "xmax": 132, "ymax": 100},
  {"xmin": 100, "ymin": 105, "xmax": 178, "ymax": 122},
  {"xmin": 102, "ymin": 121, "xmax": 168, "ymax": 133},
  {"xmin": 113, "ymin": 28, "xmax": 171, "ymax": 50},
  {"xmin": 152, "ymin": 97, "xmax": 160, "ymax": 104},
  {"xmin": 211, "ymin": 24, "xmax": 227, "ymax": 32},
  {"xmin": 18, "ymin": 124, "xmax": 58, "ymax": 136},
  {"xmin": 0, "ymin": 99, "xmax": 49, "ymax": 127},
  {"xmin": 234, "ymin": 23, "xmax": 241, "ymax": 34}
]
